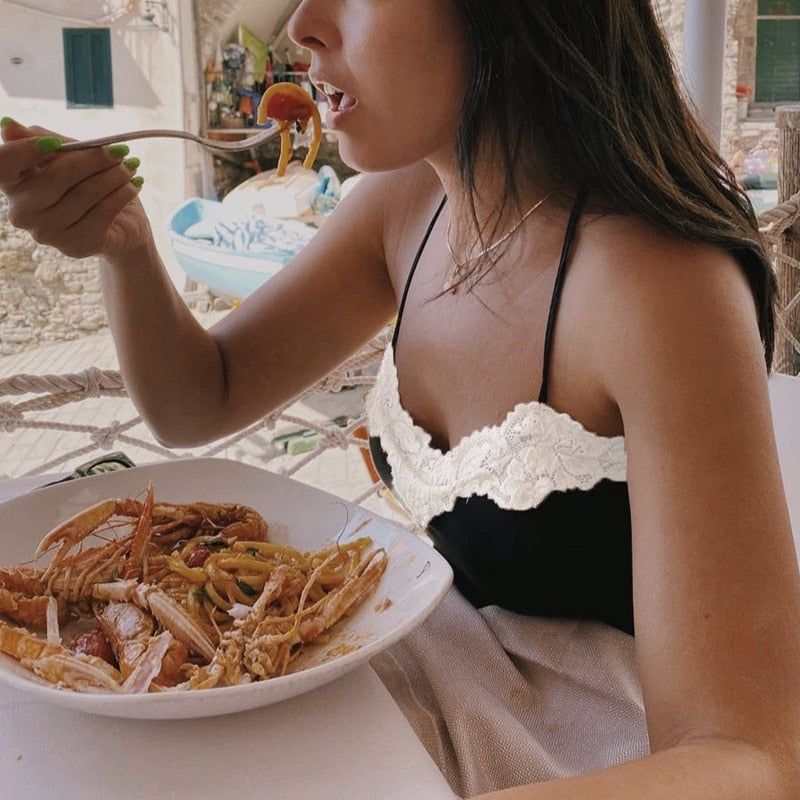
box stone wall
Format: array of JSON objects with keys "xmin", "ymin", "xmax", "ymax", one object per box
[{"xmin": 0, "ymin": 193, "xmax": 105, "ymax": 356}]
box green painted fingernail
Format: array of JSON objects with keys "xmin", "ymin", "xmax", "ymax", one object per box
[
  {"xmin": 0, "ymin": 117, "xmax": 19, "ymax": 128},
  {"xmin": 35, "ymin": 136, "xmax": 62, "ymax": 154},
  {"xmin": 131, "ymin": 176, "xmax": 144, "ymax": 188},
  {"xmin": 108, "ymin": 144, "xmax": 130, "ymax": 158},
  {"xmin": 123, "ymin": 157, "xmax": 140, "ymax": 170}
]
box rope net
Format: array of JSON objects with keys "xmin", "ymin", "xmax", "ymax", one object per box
[
  {"xmin": 760, "ymin": 192, "xmax": 800, "ymax": 374},
  {"xmin": 0, "ymin": 193, "xmax": 798, "ymax": 505},
  {"xmin": 0, "ymin": 325, "xmax": 405, "ymax": 521}
]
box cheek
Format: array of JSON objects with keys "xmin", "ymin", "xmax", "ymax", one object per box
[
  {"xmin": 341, "ymin": 73, "xmax": 465, "ymax": 172},
  {"xmin": 378, "ymin": 44, "xmax": 467, "ymax": 139},
  {"xmin": 337, "ymin": 8, "xmax": 469, "ymax": 171}
]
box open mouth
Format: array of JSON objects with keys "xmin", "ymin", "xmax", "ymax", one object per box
[{"xmin": 312, "ymin": 79, "xmax": 355, "ymax": 112}]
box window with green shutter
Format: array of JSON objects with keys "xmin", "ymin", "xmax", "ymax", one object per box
[
  {"xmin": 755, "ymin": 1, "xmax": 800, "ymax": 103},
  {"xmin": 63, "ymin": 28, "xmax": 113, "ymax": 108}
]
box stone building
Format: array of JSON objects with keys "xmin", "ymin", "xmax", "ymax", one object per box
[{"xmin": 0, "ymin": 0, "xmax": 796, "ymax": 354}]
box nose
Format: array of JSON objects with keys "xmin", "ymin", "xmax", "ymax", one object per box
[{"xmin": 287, "ymin": 0, "xmax": 329, "ymax": 51}]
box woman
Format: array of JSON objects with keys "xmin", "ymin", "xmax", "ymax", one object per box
[{"xmin": 1, "ymin": 2, "xmax": 798, "ymax": 798}]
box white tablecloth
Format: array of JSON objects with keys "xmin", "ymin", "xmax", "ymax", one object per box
[
  {"xmin": 0, "ymin": 664, "xmax": 455, "ymax": 800},
  {"xmin": 0, "ymin": 476, "xmax": 456, "ymax": 800}
]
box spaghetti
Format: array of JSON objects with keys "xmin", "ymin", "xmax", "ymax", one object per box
[{"xmin": 257, "ymin": 82, "xmax": 323, "ymax": 177}]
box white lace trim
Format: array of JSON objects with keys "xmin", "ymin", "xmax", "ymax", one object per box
[{"xmin": 365, "ymin": 344, "xmax": 627, "ymax": 527}]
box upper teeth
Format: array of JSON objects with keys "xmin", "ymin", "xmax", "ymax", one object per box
[{"xmin": 320, "ymin": 82, "xmax": 342, "ymax": 96}]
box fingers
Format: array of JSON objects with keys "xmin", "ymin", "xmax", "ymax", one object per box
[
  {"xmin": 1, "ymin": 117, "xmax": 69, "ymax": 146},
  {"xmin": 16, "ymin": 163, "xmax": 139, "ymax": 248},
  {"xmin": 0, "ymin": 117, "xmax": 52, "ymax": 142},
  {"xmin": 12, "ymin": 162, "xmax": 145, "ymax": 258},
  {"xmin": 59, "ymin": 183, "xmax": 147, "ymax": 259},
  {"xmin": 11, "ymin": 142, "xmax": 132, "ymax": 210}
]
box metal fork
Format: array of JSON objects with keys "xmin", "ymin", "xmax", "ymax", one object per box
[{"xmin": 58, "ymin": 124, "xmax": 285, "ymax": 153}]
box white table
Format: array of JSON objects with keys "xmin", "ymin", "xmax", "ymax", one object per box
[{"xmin": 0, "ymin": 476, "xmax": 456, "ymax": 800}]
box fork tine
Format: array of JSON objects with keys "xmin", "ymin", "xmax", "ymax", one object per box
[{"xmin": 200, "ymin": 127, "xmax": 281, "ymax": 151}]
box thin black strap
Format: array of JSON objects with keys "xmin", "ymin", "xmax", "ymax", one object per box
[
  {"xmin": 538, "ymin": 192, "xmax": 586, "ymax": 404},
  {"xmin": 391, "ymin": 195, "xmax": 448, "ymax": 351}
]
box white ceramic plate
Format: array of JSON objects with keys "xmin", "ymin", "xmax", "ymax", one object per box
[{"xmin": 0, "ymin": 458, "xmax": 452, "ymax": 719}]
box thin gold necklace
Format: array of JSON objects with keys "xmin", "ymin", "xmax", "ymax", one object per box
[{"xmin": 444, "ymin": 191, "xmax": 553, "ymax": 294}]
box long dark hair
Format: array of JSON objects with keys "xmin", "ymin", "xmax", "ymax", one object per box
[{"xmin": 453, "ymin": 0, "xmax": 776, "ymax": 367}]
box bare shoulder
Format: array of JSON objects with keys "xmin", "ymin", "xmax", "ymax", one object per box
[
  {"xmin": 572, "ymin": 213, "xmax": 767, "ymax": 408},
  {"xmin": 289, "ymin": 160, "xmax": 440, "ymax": 286},
  {"xmin": 578, "ymin": 212, "xmax": 755, "ymax": 309},
  {"xmin": 370, "ymin": 159, "xmax": 444, "ymax": 231}
]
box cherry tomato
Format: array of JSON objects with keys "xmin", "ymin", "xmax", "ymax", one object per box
[
  {"xmin": 71, "ymin": 628, "xmax": 117, "ymax": 666},
  {"xmin": 186, "ymin": 546, "xmax": 212, "ymax": 568},
  {"xmin": 266, "ymin": 93, "xmax": 312, "ymax": 123}
]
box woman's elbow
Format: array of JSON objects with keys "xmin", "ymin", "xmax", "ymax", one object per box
[{"xmin": 139, "ymin": 407, "xmax": 224, "ymax": 450}]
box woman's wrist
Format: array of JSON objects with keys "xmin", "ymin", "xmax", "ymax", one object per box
[{"xmin": 100, "ymin": 228, "xmax": 160, "ymax": 272}]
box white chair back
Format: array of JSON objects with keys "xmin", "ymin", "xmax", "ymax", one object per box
[{"xmin": 769, "ymin": 373, "xmax": 800, "ymax": 558}]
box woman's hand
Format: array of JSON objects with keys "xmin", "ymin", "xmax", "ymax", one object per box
[{"xmin": 0, "ymin": 118, "xmax": 151, "ymax": 258}]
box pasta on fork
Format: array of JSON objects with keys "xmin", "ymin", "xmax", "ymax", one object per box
[{"xmin": 257, "ymin": 82, "xmax": 322, "ymax": 177}]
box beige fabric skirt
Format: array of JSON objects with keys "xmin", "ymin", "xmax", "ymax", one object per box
[{"xmin": 371, "ymin": 587, "xmax": 649, "ymax": 798}]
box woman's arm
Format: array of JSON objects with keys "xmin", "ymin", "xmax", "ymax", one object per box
[
  {"xmin": 478, "ymin": 225, "xmax": 800, "ymax": 799},
  {"xmin": 99, "ymin": 172, "xmax": 398, "ymax": 445}
]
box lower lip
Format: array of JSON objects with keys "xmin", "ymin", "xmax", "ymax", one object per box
[{"xmin": 324, "ymin": 101, "xmax": 357, "ymax": 132}]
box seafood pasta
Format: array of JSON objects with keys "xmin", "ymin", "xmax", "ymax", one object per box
[
  {"xmin": 257, "ymin": 82, "xmax": 322, "ymax": 177},
  {"xmin": 0, "ymin": 484, "xmax": 387, "ymax": 693}
]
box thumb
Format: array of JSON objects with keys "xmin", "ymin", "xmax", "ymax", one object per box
[
  {"xmin": 0, "ymin": 118, "xmax": 60, "ymax": 144},
  {"xmin": 0, "ymin": 119, "xmax": 67, "ymax": 186},
  {"xmin": 1, "ymin": 117, "xmax": 32, "ymax": 143}
]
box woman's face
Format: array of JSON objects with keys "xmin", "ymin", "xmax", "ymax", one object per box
[{"xmin": 288, "ymin": 0, "xmax": 471, "ymax": 173}]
